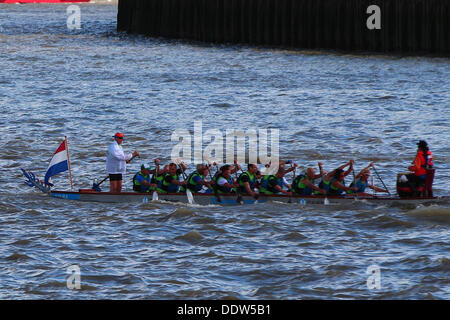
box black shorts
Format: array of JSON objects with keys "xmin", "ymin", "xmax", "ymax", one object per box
[{"xmin": 109, "ymin": 174, "xmax": 123, "ymax": 181}]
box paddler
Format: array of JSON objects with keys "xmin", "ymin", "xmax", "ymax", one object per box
[
  {"xmin": 346, "ymin": 162, "xmax": 389, "ymax": 196},
  {"xmin": 212, "ymin": 159, "xmax": 241, "ymax": 181},
  {"xmin": 186, "ymin": 164, "xmax": 213, "ymax": 193},
  {"xmin": 314, "ymin": 160, "xmax": 356, "ymax": 195},
  {"xmin": 260, "ymin": 167, "xmax": 293, "ymax": 196},
  {"xmin": 291, "ymin": 162, "xmax": 327, "ymax": 195},
  {"xmin": 214, "ymin": 165, "xmax": 239, "ymax": 194},
  {"xmin": 159, "ymin": 162, "xmax": 187, "ymax": 193},
  {"xmin": 153, "ymin": 163, "xmax": 169, "ymax": 191},
  {"xmin": 237, "ymin": 163, "xmax": 259, "ymax": 197},
  {"xmin": 132, "ymin": 164, "xmax": 158, "ymax": 193},
  {"xmin": 106, "ymin": 132, "xmax": 139, "ymax": 193}
]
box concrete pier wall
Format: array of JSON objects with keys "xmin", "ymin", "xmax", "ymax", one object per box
[{"xmin": 117, "ymin": 0, "xmax": 450, "ymax": 55}]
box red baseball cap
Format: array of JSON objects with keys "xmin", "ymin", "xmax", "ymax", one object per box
[{"xmin": 113, "ymin": 132, "xmax": 124, "ymax": 138}]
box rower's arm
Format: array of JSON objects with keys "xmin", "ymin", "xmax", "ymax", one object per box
[
  {"xmin": 153, "ymin": 160, "xmax": 160, "ymax": 174},
  {"xmin": 284, "ymin": 163, "xmax": 298, "ymax": 175},
  {"xmin": 179, "ymin": 162, "xmax": 187, "ymax": 172},
  {"xmin": 338, "ymin": 161, "xmax": 351, "ymax": 171},
  {"xmin": 243, "ymin": 182, "xmax": 255, "ymax": 196},
  {"xmin": 171, "ymin": 179, "xmax": 186, "ymax": 186},
  {"xmin": 368, "ymin": 184, "xmax": 389, "ymax": 193},
  {"xmin": 232, "ymin": 160, "xmax": 241, "ymax": 173},
  {"xmin": 408, "ymin": 153, "xmax": 421, "ymax": 172},
  {"xmin": 141, "ymin": 180, "xmax": 153, "ymax": 187},
  {"xmin": 303, "ymin": 179, "xmax": 326, "ymax": 194},
  {"xmin": 198, "ymin": 179, "xmax": 211, "ymax": 186},
  {"xmin": 343, "ymin": 161, "xmax": 354, "ymax": 177},
  {"xmin": 315, "ymin": 162, "xmax": 325, "ymax": 179},
  {"xmin": 333, "ymin": 180, "xmax": 355, "ymax": 192},
  {"xmin": 356, "ymin": 162, "xmax": 373, "ymax": 179},
  {"xmin": 274, "ymin": 185, "xmax": 288, "ymax": 194},
  {"xmin": 313, "ymin": 173, "xmax": 323, "ymax": 179}
]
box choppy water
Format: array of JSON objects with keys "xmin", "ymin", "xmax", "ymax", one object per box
[{"xmin": 0, "ymin": 4, "xmax": 449, "ymax": 299}]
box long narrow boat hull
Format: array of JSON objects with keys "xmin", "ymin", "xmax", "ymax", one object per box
[{"xmin": 50, "ymin": 190, "xmax": 450, "ymax": 206}]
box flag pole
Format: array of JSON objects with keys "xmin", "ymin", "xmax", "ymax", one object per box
[{"xmin": 65, "ymin": 136, "xmax": 74, "ymax": 191}]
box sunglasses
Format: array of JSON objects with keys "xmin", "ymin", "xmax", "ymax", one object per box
[{"xmin": 115, "ymin": 137, "xmax": 124, "ymax": 139}]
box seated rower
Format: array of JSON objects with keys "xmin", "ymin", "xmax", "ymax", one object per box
[
  {"xmin": 260, "ymin": 168, "xmax": 293, "ymax": 196},
  {"xmin": 186, "ymin": 164, "xmax": 213, "ymax": 193},
  {"xmin": 212, "ymin": 159, "xmax": 241, "ymax": 180},
  {"xmin": 282, "ymin": 161, "xmax": 298, "ymax": 190},
  {"xmin": 152, "ymin": 164, "xmax": 168, "ymax": 191},
  {"xmin": 214, "ymin": 165, "xmax": 239, "ymax": 194},
  {"xmin": 159, "ymin": 162, "xmax": 187, "ymax": 193},
  {"xmin": 230, "ymin": 159, "xmax": 242, "ymax": 175},
  {"xmin": 315, "ymin": 160, "xmax": 356, "ymax": 195},
  {"xmin": 238, "ymin": 164, "xmax": 259, "ymax": 197},
  {"xmin": 347, "ymin": 162, "xmax": 389, "ymax": 196},
  {"xmin": 255, "ymin": 171, "xmax": 262, "ymax": 191},
  {"xmin": 132, "ymin": 164, "xmax": 158, "ymax": 193},
  {"xmin": 292, "ymin": 162, "xmax": 327, "ymax": 195}
]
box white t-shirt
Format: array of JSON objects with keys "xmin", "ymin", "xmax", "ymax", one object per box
[
  {"xmin": 217, "ymin": 177, "xmax": 229, "ymax": 186},
  {"xmin": 106, "ymin": 141, "xmax": 132, "ymax": 174}
]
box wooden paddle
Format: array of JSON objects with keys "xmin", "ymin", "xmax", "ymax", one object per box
[
  {"xmin": 178, "ymin": 162, "xmax": 194, "ymax": 204},
  {"xmin": 372, "ymin": 165, "xmax": 391, "ymax": 195}
]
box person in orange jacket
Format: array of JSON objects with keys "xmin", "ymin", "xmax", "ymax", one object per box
[{"xmin": 408, "ymin": 140, "xmax": 433, "ymax": 189}]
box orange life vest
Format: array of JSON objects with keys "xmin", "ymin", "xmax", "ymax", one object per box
[{"xmin": 413, "ymin": 150, "xmax": 433, "ymax": 176}]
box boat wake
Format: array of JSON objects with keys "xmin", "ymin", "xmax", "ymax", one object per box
[{"xmin": 407, "ymin": 205, "xmax": 450, "ymax": 223}]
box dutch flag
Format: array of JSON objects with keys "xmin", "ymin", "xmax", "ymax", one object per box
[{"xmin": 44, "ymin": 139, "xmax": 69, "ymax": 186}]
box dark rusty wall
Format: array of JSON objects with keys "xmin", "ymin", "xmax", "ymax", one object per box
[{"xmin": 117, "ymin": 0, "xmax": 450, "ymax": 56}]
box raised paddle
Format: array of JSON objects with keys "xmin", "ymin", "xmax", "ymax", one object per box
[
  {"xmin": 233, "ymin": 162, "xmax": 243, "ymax": 205},
  {"xmin": 319, "ymin": 163, "xmax": 330, "ymax": 205},
  {"xmin": 204, "ymin": 159, "xmax": 222, "ymax": 203},
  {"xmin": 152, "ymin": 159, "xmax": 160, "ymax": 201},
  {"xmin": 351, "ymin": 165, "xmax": 359, "ymax": 200},
  {"xmin": 175, "ymin": 159, "xmax": 194, "ymax": 204},
  {"xmin": 287, "ymin": 162, "xmax": 296, "ymax": 204}
]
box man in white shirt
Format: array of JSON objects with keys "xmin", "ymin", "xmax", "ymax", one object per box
[{"xmin": 106, "ymin": 132, "xmax": 139, "ymax": 193}]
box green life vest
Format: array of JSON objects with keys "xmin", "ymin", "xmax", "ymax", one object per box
[
  {"xmin": 238, "ymin": 171, "xmax": 256, "ymax": 193},
  {"xmin": 186, "ymin": 171, "xmax": 204, "ymax": 192}
]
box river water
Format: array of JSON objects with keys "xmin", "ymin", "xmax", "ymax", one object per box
[{"xmin": 0, "ymin": 4, "xmax": 449, "ymax": 299}]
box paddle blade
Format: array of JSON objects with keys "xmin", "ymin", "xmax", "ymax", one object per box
[
  {"xmin": 152, "ymin": 191, "xmax": 158, "ymax": 201},
  {"xmin": 324, "ymin": 197, "xmax": 330, "ymax": 205},
  {"xmin": 186, "ymin": 188, "xmax": 194, "ymax": 204}
]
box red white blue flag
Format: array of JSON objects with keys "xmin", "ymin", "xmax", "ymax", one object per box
[{"xmin": 44, "ymin": 140, "xmax": 69, "ymax": 186}]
